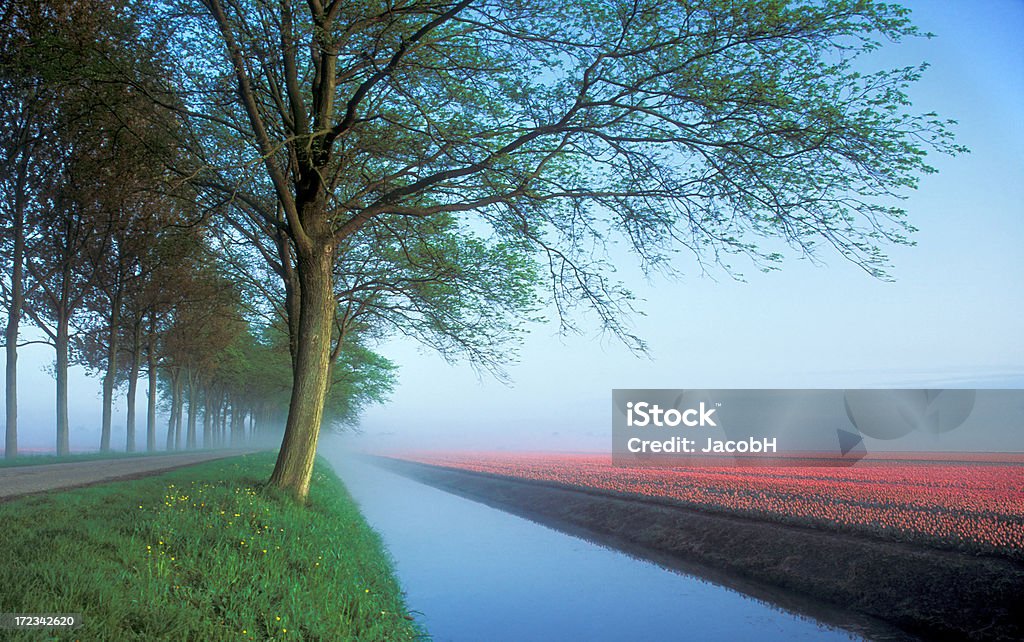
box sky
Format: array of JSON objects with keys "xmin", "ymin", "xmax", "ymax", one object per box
[{"xmin": 3, "ymin": 0, "xmax": 1023, "ymax": 455}]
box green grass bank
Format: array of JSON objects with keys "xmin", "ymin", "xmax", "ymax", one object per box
[{"xmin": 0, "ymin": 452, "xmax": 422, "ymax": 641}]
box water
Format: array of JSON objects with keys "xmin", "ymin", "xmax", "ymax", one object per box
[{"xmin": 326, "ymin": 453, "xmax": 861, "ymax": 642}]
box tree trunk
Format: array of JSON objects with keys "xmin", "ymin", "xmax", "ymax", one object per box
[
  {"xmin": 55, "ymin": 316, "xmax": 70, "ymax": 456},
  {"xmin": 146, "ymin": 319, "xmax": 157, "ymax": 451},
  {"xmin": 230, "ymin": 398, "xmax": 243, "ymax": 445},
  {"xmin": 4, "ymin": 185, "xmax": 25, "ymax": 460},
  {"xmin": 166, "ymin": 378, "xmax": 177, "ymax": 450},
  {"xmin": 175, "ymin": 374, "xmax": 184, "ymax": 450},
  {"xmin": 202, "ymin": 384, "xmax": 212, "ymax": 448},
  {"xmin": 216, "ymin": 394, "xmax": 225, "ymax": 446},
  {"xmin": 5, "ymin": 102, "xmax": 33, "ymax": 459},
  {"xmin": 209, "ymin": 402, "xmax": 216, "ymax": 448},
  {"xmin": 4, "ymin": 308, "xmax": 19, "ymax": 459},
  {"xmin": 100, "ymin": 287, "xmax": 122, "ymax": 452},
  {"xmin": 186, "ymin": 373, "xmax": 198, "ymax": 450},
  {"xmin": 269, "ymin": 241, "xmax": 335, "ymax": 501},
  {"xmin": 274, "ymin": 225, "xmax": 301, "ymax": 370},
  {"xmin": 219, "ymin": 393, "xmax": 227, "ymax": 445},
  {"xmin": 125, "ymin": 321, "xmax": 142, "ymax": 452},
  {"xmin": 165, "ymin": 369, "xmax": 177, "ymax": 450},
  {"xmin": 221, "ymin": 397, "xmax": 229, "ymax": 444}
]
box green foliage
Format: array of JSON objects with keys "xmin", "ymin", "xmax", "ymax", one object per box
[
  {"xmin": 196, "ymin": 324, "xmax": 396, "ymax": 433},
  {"xmin": 162, "ymin": 0, "xmax": 962, "ymax": 358},
  {"xmin": 0, "ymin": 453, "xmax": 421, "ymax": 640},
  {"xmin": 325, "ymin": 340, "xmax": 397, "ymax": 430},
  {"xmin": 336, "ymin": 212, "xmax": 541, "ymax": 376}
]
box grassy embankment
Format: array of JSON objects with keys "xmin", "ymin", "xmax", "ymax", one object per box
[{"xmin": 0, "ymin": 452, "xmax": 421, "ymax": 641}]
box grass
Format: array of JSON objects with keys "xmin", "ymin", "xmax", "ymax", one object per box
[{"xmin": 0, "ymin": 452, "xmax": 423, "ymax": 641}]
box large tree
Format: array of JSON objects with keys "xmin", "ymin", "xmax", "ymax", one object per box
[{"xmin": 156, "ymin": 0, "xmax": 960, "ymax": 500}]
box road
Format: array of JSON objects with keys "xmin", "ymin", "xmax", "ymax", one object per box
[{"xmin": 0, "ymin": 450, "xmax": 257, "ymax": 500}]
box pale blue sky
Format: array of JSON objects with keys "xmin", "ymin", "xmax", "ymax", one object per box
[
  {"xmin": 351, "ymin": 0, "xmax": 1024, "ymax": 452},
  {"xmin": 4, "ymin": 1, "xmax": 1022, "ymax": 453}
]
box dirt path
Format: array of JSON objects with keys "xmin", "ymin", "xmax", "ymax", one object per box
[{"xmin": 0, "ymin": 450, "xmax": 258, "ymax": 500}]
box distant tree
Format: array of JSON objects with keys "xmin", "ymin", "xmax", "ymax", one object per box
[
  {"xmin": 0, "ymin": 1, "xmax": 95, "ymax": 457},
  {"xmin": 231, "ymin": 332, "xmax": 294, "ymax": 442},
  {"xmin": 76, "ymin": 128, "xmax": 179, "ymax": 453},
  {"xmin": 131, "ymin": 222, "xmax": 197, "ymax": 451},
  {"xmin": 21, "ymin": 83, "xmax": 135, "ymax": 455},
  {"xmin": 2, "ymin": 0, "xmax": 174, "ymax": 455},
  {"xmin": 214, "ymin": 325, "xmax": 394, "ymax": 439},
  {"xmin": 0, "ymin": 10, "xmax": 47, "ymax": 457},
  {"xmin": 323, "ymin": 337, "xmax": 396, "ymax": 429},
  {"xmin": 74, "ymin": 212, "xmax": 198, "ymax": 452},
  {"xmin": 151, "ymin": 0, "xmax": 960, "ymax": 500},
  {"xmin": 156, "ymin": 259, "xmax": 243, "ymax": 450},
  {"xmin": 212, "ymin": 229, "xmax": 401, "ymax": 441},
  {"xmin": 22, "ymin": 180, "xmax": 104, "ymax": 455},
  {"xmin": 132, "ymin": 222, "xmax": 207, "ymax": 451}
]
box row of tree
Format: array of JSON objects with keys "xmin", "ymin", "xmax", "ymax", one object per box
[
  {"xmin": 0, "ymin": 1, "xmax": 394, "ymax": 458},
  {"xmin": 3, "ymin": 0, "xmax": 961, "ymax": 500}
]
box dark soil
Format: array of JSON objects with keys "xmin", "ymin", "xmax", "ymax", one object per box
[{"xmin": 374, "ymin": 457, "xmax": 1024, "ymax": 642}]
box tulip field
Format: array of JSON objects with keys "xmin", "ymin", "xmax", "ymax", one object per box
[{"xmin": 394, "ymin": 452, "xmax": 1024, "ymax": 557}]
